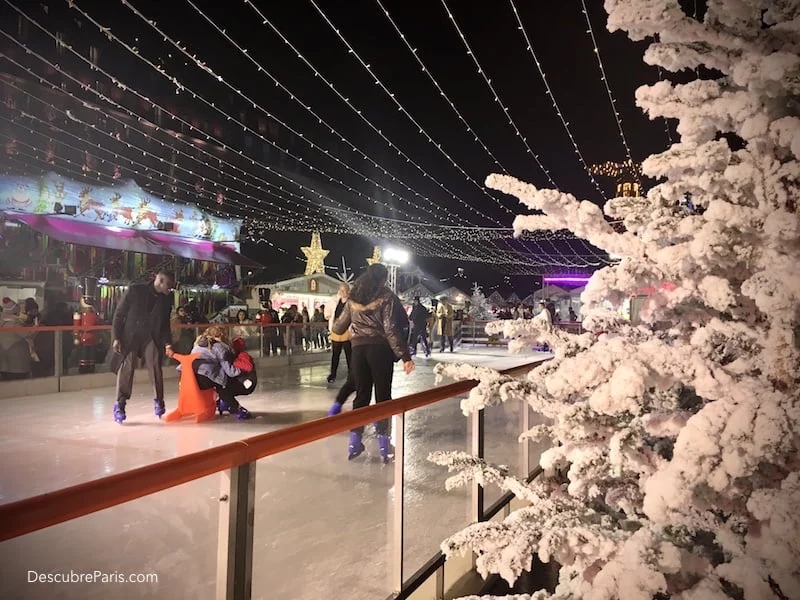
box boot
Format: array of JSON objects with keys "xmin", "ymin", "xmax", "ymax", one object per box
[
  {"xmin": 326, "ymin": 374, "xmax": 336, "ymax": 383},
  {"xmin": 153, "ymin": 398, "xmax": 166, "ymax": 418},
  {"xmin": 348, "ymin": 431, "xmax": 365, "ymax": 460},
  {"xmin": 378, "ymin": 435, "xmax": 394, "ymax": 464},
  {"xmin": 236, "ymin": 407, "xmax": 253, "ymax": 420},
  {"xmin": 216, "ymin": 398, "xmax": 229, "ymax": 416},
  {"xmin": 327, "ymin": 402, "xmax": 342, "ymax": 417},
  {"xmin": 113, "ymin": 402, "xmax": 126, "ymax": 424}
]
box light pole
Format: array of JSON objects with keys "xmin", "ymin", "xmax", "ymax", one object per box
[{"xmin": 382, "ymin": 247, "xmax": 410, "ymax": 293}]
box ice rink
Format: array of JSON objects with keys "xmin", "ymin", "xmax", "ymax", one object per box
[{"xmin": 0, "ymin": 347, "xmax": 550, "ymax": 600}]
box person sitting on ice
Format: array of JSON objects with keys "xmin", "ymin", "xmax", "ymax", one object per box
[{"xmin": 181, "ymin": 326, "xmax": 254, "ymax": 420}]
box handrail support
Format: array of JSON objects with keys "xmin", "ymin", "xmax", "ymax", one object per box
[
  {"xmin": 391, "ymin": 412, "xmax": 406, "ymax": 593},
  {"xmin": 217, "ymin": 462, "xmax": 256, "ymax": 600}
]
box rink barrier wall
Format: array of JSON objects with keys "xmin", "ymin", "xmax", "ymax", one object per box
[
  {"xmin": 0, "ymin": 322, "xmax": 340, "ymax": 399},
  {"xmin": 0, "ymin": 358, "xmax": 546, "ymax": 600},
  {"xmin": 1, "ymin": 319, "xmax": 574, "ymax": 400},
  {"xmin": 0, "ymin": 360, "xmax": 537, "ymax": 542}
]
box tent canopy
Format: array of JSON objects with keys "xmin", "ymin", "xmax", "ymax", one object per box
[
  {"xmin": 7, "ymin": 213, "xmax": 261, "ymax": 267},
  {"xmin": 533, "ymin": 285, "xmax": 568, "ymax": 301}
]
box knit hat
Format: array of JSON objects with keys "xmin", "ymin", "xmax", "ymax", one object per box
[
  {"xmin": 231, "ymin": 337, "xmax": 246, "ymax": 354},
  {"xmin": 1, "ymin": 297, "xmax": 18, "ymax": 314}
]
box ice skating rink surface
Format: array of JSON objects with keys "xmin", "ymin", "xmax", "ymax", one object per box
[{"xmin": 0, "ymin": 348, "xmax": 550, "ymax": 600}]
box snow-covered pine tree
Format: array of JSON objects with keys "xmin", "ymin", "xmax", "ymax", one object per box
[
  {"xmin": 469, "ymin": 282, "xmax": 493, "ymax": 321},
  {"xmin": 430, "ymin": 1, "xmax": 800, "ymax": 598}
]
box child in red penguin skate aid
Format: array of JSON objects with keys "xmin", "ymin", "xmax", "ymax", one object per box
[{"xmin": 222, "ymin": 337, "xmax": 257, "ymax": 416}]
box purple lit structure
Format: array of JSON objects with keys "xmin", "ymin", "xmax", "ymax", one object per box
[{"xmin": 543, "ymin": 275, "xmax": 592, "ymax": 284}]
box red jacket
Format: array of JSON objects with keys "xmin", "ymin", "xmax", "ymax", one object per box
[{"xmin": 231, "ymin": 337, "xmax": 254, "ymax": 372}]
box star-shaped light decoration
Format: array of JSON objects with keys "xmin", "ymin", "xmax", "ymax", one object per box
[
  {"xmin": 366, "ymin": 246, "xmax": 382, "ymax": 266},
  {"xmin": 301, "ymin": 232, "xmax": 329, "ymax": 275}
]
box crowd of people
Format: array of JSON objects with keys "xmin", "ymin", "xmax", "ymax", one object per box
[{"xmin": 492, "ymin": 301, "xmax": 577, "ymax": 323}]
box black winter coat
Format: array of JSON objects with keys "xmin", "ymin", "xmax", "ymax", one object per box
[
  {"xmin": 333, "ymin": 287, "xmax": 410, "ymax": 362},
  {"xmin": 112, "ymin": 283, "xmax": 173, "ymax": 354}
]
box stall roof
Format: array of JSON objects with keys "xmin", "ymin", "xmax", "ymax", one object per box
[{"xmin": 6, "ymin": 213, "xmax": 262, "ymax": 267}]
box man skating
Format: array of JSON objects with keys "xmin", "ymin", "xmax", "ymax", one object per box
[{"xmin": 111, "ymin": 270, "xmax": 175, "ymax": 423}]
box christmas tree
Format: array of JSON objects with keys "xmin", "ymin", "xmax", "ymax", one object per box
[
  {"xmin": 469, "ymin": 282, "xmax": 493, "ymax": 321},
  {"xmin": 431, "ymin": 2, "xmax": 800, "ymax": 598}
]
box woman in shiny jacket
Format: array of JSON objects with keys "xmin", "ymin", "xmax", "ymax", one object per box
[{"xmin": 332, "ymin": 263, "xmax": 415, "ymax": 462}]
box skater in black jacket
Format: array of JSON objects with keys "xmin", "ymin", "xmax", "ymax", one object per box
[{"xmin": 110, "ymin": 270, "xmax": 175, "ymax": 423}]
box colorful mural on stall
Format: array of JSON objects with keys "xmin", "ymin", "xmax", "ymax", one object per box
[{"xmin": 0, "ymin": 172, "xmax": 241, "ymax": 242}]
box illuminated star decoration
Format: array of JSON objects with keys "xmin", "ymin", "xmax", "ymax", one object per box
[
  {"xmin": 301, "ymin": 232, "xmax": 329, "ymax": 275},
  {"xmin": 366, "ymin": 246, "xmax": 382, "ymax": 266}
]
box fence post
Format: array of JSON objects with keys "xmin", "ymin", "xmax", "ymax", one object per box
[
  {"xmin": 391, "ymin": 411, "xmax": 406, "ymax": 594},
  {"xmin": 470, "ymin": 408, "xmax": 485, "ymax": 523},
  {"xmin": 216, "ymin": 462, "xmax": 256, "ymax": 600},
  {"xmin": 519, "ymin": 396, "xmax": 531, "ymax": 478},
  {"xmin": 54, "ymin": 330, "xmax": 63, "ymax": 389}
]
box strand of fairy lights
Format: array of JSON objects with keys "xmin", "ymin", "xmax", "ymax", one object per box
[
  {"xmin": 655, "ymin": 66, "xmax": 675, "ymax": 146},
  {"xmin": 64, "ymin": 1, "xmax": 442, "ymax": 228},
  {"xmin": 3, "ymin": 137, "xmax": 533, "ymax": 267},
  {"xmin": 307, "ymin": 0, "xmax": 518, "ymax": 218},
  {"xmin": 373, "ymin": 0, "xmax": 508, "ymax": 175},
  {"xmin": 115, "ymin": 0, "xmax": 458, "ymax": 228},
  {"xmin": 237, "ymin": 0, "xmax": 500, "ymax": 226},
  {"xmin": 2, "ymin": 70, "xmax": 585, "ymax": 250},
  {"xmin": 0, "ymin": 135, "xmax": 300, "ymax": 259},
  {"xmin": 440, "ymin": 0, "xmax": 555, "ymax": 187},
  {"xmin": 1, "ymin": 11, "xmax": 441, "ymax": 235},
  {"xmin": 507, "ymin": 0, "xmax": 607, "ymax": 201},
  {"xmin": 0, "ymin": 52, "xmax": 374, "ymax": 231},
  {"xmin": 4, "ymin": 3, "xmax": 602, "ymax": 266},
  {"xmin": 371, "ymin": 5, "xmax": 587, "ymax": 269},
  {"xmin": 0, "ymin": 81, "xmax": 323, "ymax": 225},
  {"xmin": 194, "ymin": 0, "xmax": 576, "ymax": 264},
  {"xmin": 0, "ymin": 32, "xmax": 378, "ymax": 231},
  {"xmin": 437, "ymin": 0, "xmax": 592, "ymax": 267},
  {"xmin": 579, "ymin": 0, "xmax": 635, "ymax": 163},
  {"xmin": 0, "ymin": 109, "xmax": 320, "ymax": 229},
  {"xmin": 4, "ymin": 79, "xmax": 587, "ymax": 250},
  {"xmin": 2, "ymin": 120, "xmax": 597, "ymax": 267},
  {"xmin": 64, "ymin": 1, "xmax": 576, "ymax": 252},
  {"xmin": 146, "ymin": 0, "xmax": 469, "ymax": 227}
]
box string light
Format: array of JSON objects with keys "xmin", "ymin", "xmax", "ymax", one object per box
[
  {"xmin": 440, "ymin": 0, "xmax": 556, "ymax": 187},
  {"xmin": 117, "ymin": 0, "xmax": 458, "ymax": 227},
  {"xmin": 1, "ymin": 11, "xmax": 456, "ymax": 238},
  {"xmin": 238, "ymin": 0, "xmax": 500, "ymax": 226},
  {"xmin": 656, "ymin": 66, "xmax": 675, "ymax": 146},
  {"xmin": 373, "ymin": 0, "xmax": 508, "ymax": 175},
  {"xmin": 0, "ymin": 91, "xmax": 324, "ymax": 227},
  {"xmin": 437, "ymin": 0, "xmax": 597, "ymax": 268},
  {"xmin": 307, "ymin": 0, "xmax": 519, "ymax": 218},
  {"xmin": 64, "ymin": 1, "xmax": 441, "ymax": 228},
  {"xmin": 78, "ymin": 2, "xmax": 588, "ymax": 264},
  {"xmin": 2, "ymin": 98, "xmax": 601, "ymax": 253},
  {"xmin": 589, "ymin": 159, "xmax": 643, "ymax": 180},
  {"xmin": 507, "ymin": 0, "xmax": 607, "ymax": 201},
  {"xmin": 580, "ymin": 0, "xmax": 635, "ymax": 163},
  {"xmin": 0, "ymin": 134, "xmax": 306, "ymax": 261},
  {"xmin": 0, "ymin": 59, "xmax": 363, "ymax": 230},
  {"xmin": 3, "ymin": 1, "xmax": 613, "ymax": 270}
]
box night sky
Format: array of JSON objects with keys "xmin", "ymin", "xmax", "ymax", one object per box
[{"xmin": 0, "ymin": 0, "xmax": 673, "ymax": 293}]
